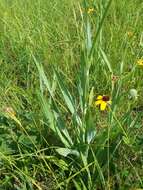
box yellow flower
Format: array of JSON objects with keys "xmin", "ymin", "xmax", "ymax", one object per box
[
  {"xmin": 137, "ymin": 59, "xmax": 143, "ymax": 66},
  {"xmin": 127, "ymin": 31, "xmax": 134, "ymax": 37},
  {"xmin": 111, "ymin": 75, "xmax": 119, "ymax": 82},
  {"xmin": 3, "ymin": 106, "xmax": 22, "ymax": 126},
  {"xmin": 3, "ymin": 106, "xmax": 16, "ymax": 117},
  {"xmin": 95, "ymin": 95, "xmax": 111, "ymax": 111},
  {"xmin": 87, "ymin": 8, "xmax": 94, "ymax": 14}
]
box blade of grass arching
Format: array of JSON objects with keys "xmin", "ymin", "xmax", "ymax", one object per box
[
  {"xmin": 80, "ymin": 152, "xmax": 92, "ymax": 189},
  {"xmin": 89, "ymin": 0, "xmax": 113, "ymax": 58},
  {"xmin": 54, "ymin": 68, "xmax": 75, "ymax": 114},
  {"xmin": 110, "ymin": 109, "xmax": 130, "ymax": 141},
  {"xmin": 124, "ymin": 154, "xmax": 143, "ymax": 187},
  {"xmin": 39, "ymin": 94, "xmax": 55, "ymax": 133},
  {"xmin": 91, "ymin": 148, "xmax": 106, "ymax": 190},
  {"xmin": 56, "ymin": 161, "xmax": 95, "ymax": 189},
  {"xmin": 99, "ymin": 2, "xmax": 103, "ymax": 47},
  {"xmin": 100, "ymin": 47, "xmax": 113, "ymax": 74},
  {"xmin": 72, "ymin": 178, "xmax": 88, "ymax": 190},
  {"xmin": 0, "ymin": 151, "xmax": 42, "ymax": 190},
  {"xmin": 81, "ymin": 17, "xmax": 92, "ymax": 112},
  {"xmin": 72, "ymin": 2, "xmax": 84, "ymax": 44},
  {"xmin": 120, "ymin": 61, "xmax": 124, "ymax": 75},
  {"xmin": 34, "ymin": 155, "xmax": 61, "ymax": 189},
  {"xmin": 72, "ymin": 179, "xmax": 82, "ymax": 190},
  {"xmin": 110, "ymin": 78, "xmax": 123, "ymax": 123},
  {"xmin": 54, "ymin": 68, "xmax": 81, "ymax": 127},
  {"xmin": 78, "ymin": 53, "xmax": 86, "ymax": 113},
  {"xmin": 53, "ymin": 111, "xmax": 73, "ymax": 146},
  {"xmin": 119, "ymin": 38, "xmax": 128, "ymax": 75},
  {"xmin": 33, "ymin": 55, "xmax": 73, "ymax": 146},
  {"xmin": 32, "ymin": 54, "xmax": 73, "ymax": 146},
  {"xmin": 86, "ymin": 18, "xmax": 92, "ymax": 54},
  {"xmin": 39, "ymin": 94, "xmax": 71, "ymax": 148},
  {"xmin": 79, "ymin": 2, "xmax": 92, "ymax": 113},
  {"xmin": 79, "ymin": 51, "xmax": 90, "ymax": 115},
  {"xmin": 51, "ymin": 73, "xmax": 57, "ymax": 98},
  {"xmin": 49, "ymin": 91, "xmax": 74, "ymax": 146},
  {"xmin": 85, "ymin": 109, "xmax": 96, "ymax": 144},
  {"xmin": 1, "ymin": 112, "xmax": 40, "ymax": 153},
  {"xmin": 31, "ymin": 53, "xmax": 54, "ymax": 98},
  {"xmin": 79, "ymin": 178, "xmax": 88, "ymax": 190}
]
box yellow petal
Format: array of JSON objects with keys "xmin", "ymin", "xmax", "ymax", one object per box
[
  {"xmin": 137, "ymin": 59, "xmax": 143, "ymax": 66},
  {"xmin": 96, "ymin": 95, "xmax": 103, "ymax": 100},
  {"xmin": 95, "ymin": 100, "xmax": 102, "ymax": 106},
  {"xmin": 87, "ymin": 8, "xmax": 94, "ymax": 14},
  {"xmin": 100, "ymin": 102, "xmax": 107, "ymax": 111}
]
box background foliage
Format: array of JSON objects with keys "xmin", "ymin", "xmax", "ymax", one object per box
[{"xmin": 0, "ymin": 0, "xmax": 143, "ymax": 189}]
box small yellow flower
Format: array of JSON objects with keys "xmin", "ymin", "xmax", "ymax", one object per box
[
  {"xmin": 111, "ymin": 75, "xmax": 119, "ymax": 83},
  {"xmin": 87, "ymin": 8, "xmax": 94, "ymax": 14},
  {"xmin": 2, "ymin": 106, "xmax": 22, "ymax": 126},
  {"xmin": 127, "ymin": 31, "xmax": 134, "ymax": 37},
  {"xmin": 3, "ymin": 106, "xmax": 16, "ymax": 117},
  {"xmin": 137, "ymin": 59, "xmax": 143, "ymax": 66},
  {"xmin": 95, "ymin": 95, "xmax": 111, "ymax": 111}
]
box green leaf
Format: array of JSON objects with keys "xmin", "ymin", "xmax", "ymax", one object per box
[
  {"xmin": 18, "ymin": 134, "xmax": 37, "ymax": 148},
  {"xmin": 39, "ymin": 94, "xmax": 56, "ymax": 132},
  {"xmin": 86, "ymin": 18, "xmax": 92, "ymax": 53},
  {"xmin": 56, "ymin": 148, "xmax": 79, "ymax": 157},
  {"xmin": 89, "ymin": 0, "xmax": 113, "ymax": 58},
  {"xmin": 39, "ymin": 94, "xmax": 72, "ymax": 147},
  {"xmin": 73, "ymin": 179, "xmax": 82, "ymax": 190},
  {"xmin": 100, "ymin": 47, "xmax": 113, "ymax": 73},
  {"xmin": 122, "ymin": 136, "xmax": 130, "ymax": 145},
  {"xmin": 53, "ymin": 111, "xmax": 73, "ymax": 146},
  {"xmin": 88, "ymin": 87, "xmax": 94, "ymax": 106},
  {"xmin": 32, "ymin": 54, "xmax": 53, "ymax": 97},
  {"xmin": 86, "ymin": 127, "xmax": 96, "ymax": 144},
  {"xmin": 55, "ymin": 159, "xmax": 68, "ymax": 171},
  {"xmin": 54, "ymin": 68, "xmax": 75, "ymax": 114},
  {"xmin": 79, "ymin": 178, "xmax": 88, "ymax": 190},
  {"xmin": 0, "ymin": 141, "xmax": 14, "ymax": 155}
]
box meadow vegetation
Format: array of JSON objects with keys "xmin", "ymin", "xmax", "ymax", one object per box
[{"xmin": 0, "ymin": 0, "xmax": 143, "ymax": 189}]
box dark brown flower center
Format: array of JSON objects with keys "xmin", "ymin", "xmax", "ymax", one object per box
[{"xmin": 102, "ymin": 96, "xmax": 110, "ymax": 101}]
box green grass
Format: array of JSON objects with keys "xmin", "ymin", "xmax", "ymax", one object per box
[{"xmin": 0, "ymin": 0, "xmax": 143, "ymax": 189}]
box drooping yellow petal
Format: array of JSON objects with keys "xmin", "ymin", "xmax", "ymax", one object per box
[
  {"xmin": 100, "ymin": 102, "xmax": 107, "ymax": 111},
  {"xmin": 96, "ymin": 95, "xmax": 103, "ymax": 100},
  {"xmin": 95, "ymin": 100, "xmax": 102, "ymax": 106}
]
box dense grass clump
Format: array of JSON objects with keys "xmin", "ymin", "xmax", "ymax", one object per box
[{"xmin": 0, "ymin": 0, "xmax": 143, "ymax": 189}]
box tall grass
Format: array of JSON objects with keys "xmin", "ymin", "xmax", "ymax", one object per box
[{"xmin": 0, "ymin": 0, "xmax": 143, "ymax": 189}]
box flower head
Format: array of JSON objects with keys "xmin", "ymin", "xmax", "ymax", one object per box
[
  {"xmin": 137, "ymin": 59, "xmax": 143, "ymax": 66},
  {"xmin": 87, "ymin": 8, "xmax": 94, "ymax": 14},
  {"xmin": 111, "ymin": 75, "xmax": 119, "ymax": 83},
  {"xmin": 127, "ymin": 31, "xmax": 134, "ymax": 37},
  {"xmin": 95, "ymin": 95, "xmax": 111, "ymax": 111},
  {"xmin": 129, "ymin": 89, "xmax": 138, "ymax": 100},
  {"xmin": 3, "ymin": 106, "xmax": 16, "ymax": 117}
]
